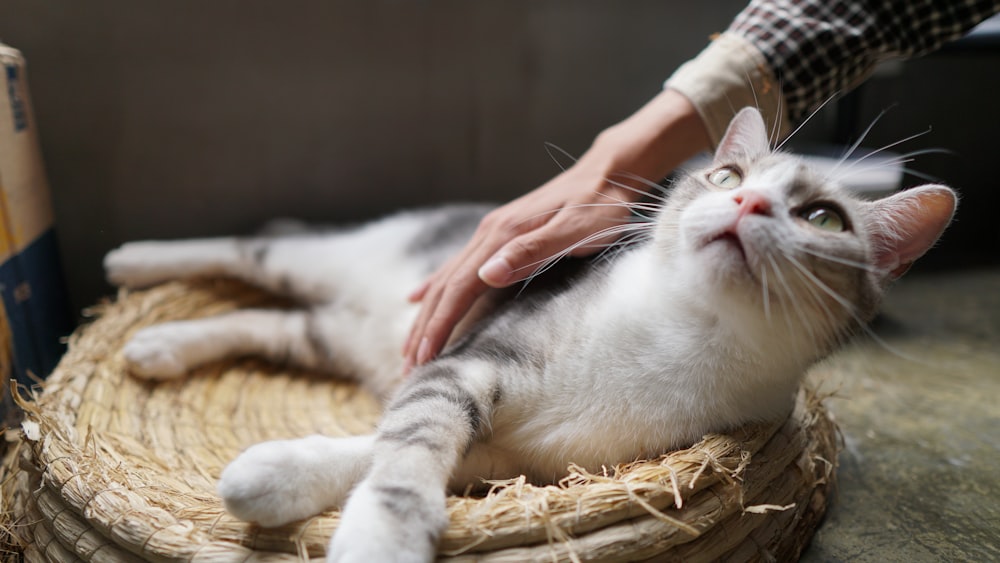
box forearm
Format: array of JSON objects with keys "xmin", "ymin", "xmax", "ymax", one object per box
[
  {"xmin": 665, "ymin": 33, "xmax": 787, "ymax": 150},
  {"xmin": 572, "ymin": 89, "xmax": 711, "ymax": 193}
]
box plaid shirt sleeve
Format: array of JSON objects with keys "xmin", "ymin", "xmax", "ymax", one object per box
[{"xmin": 730, "ymin": 0, "xmax": 1000, "ymax": 122}]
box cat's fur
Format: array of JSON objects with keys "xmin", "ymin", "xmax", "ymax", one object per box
[{"xmin": 104, "ymin": 108, "xmax": 956, "ymax": 562}]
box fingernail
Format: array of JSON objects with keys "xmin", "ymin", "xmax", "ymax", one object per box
[
  {"xmin": 416, "ymin": 337, "xmax": 431, "ymax": 365},
  {"xmin": 402, "ymin": 356, "xmax": 413, "ymax": 376},
  {"xmin": 478, "ymin": 256, "xmax": 513, "ymax": 286}
]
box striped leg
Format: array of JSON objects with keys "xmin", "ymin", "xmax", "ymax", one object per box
[{"xmin": 326, "ymin": 361, "xmax": 499, "ymax": 563}]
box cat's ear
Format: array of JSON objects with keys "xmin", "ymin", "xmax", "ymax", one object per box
[
  {"xmin": 713, "ymin": 107, "xmax": 770, "ymax": 164},
  {"xmin": 867, "ymin": 185, "xmax": 957, "ymax": 280}
]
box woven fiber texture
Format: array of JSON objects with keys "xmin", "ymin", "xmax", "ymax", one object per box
[{"xmin": 1, "ymin": 280, "xmax": 839, "ymax": 562}]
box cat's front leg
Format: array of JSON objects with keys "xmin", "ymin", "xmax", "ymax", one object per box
[
  {"xmin": 218, "ymin": 434, "xmax": 373, "ymax": 527},
  {"xmin": 105, "ymin": 236, "xmax": 333, "ymax": 303},
  {"xmin": 326, "ymin": 361, "xmax": 499, "ymax": 563},
  {"xmin": 105, "ymin": 238, "xmax": 245, "ymax": 288}
]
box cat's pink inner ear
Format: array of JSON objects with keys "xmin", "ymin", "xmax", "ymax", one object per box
[
  {"xmin": 870, "ymin": 185, "xmax": 957, "ymax": 279},
  {"xmin": 713, "ymin": 107, "xmax": 770, "ymax": 164}
]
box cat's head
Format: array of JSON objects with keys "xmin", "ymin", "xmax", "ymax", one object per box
[{"xmin": 661, "ymin": 107, "xmax": 956, "ymax": 354}]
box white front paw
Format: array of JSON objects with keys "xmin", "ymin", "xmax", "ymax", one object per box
[
  {"xmin": 123, "ymin": 325, "xmax": 191, "ymax": 379},
  {"xmin": 104, "ymin": 242, "xmax": 168, "ymax": 288},
  {"xmin": 218, "ymin": 435, "xmax": 359, "ymax": 527},
  {"xmin": 327, "ymin": 480, "xmax": 443, "ymax": 563}
]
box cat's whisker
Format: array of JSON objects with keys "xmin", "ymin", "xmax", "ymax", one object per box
[
  {"xmin": 784, "ymin": 256, "xmax": 843, "ymax": 344},
  {"xmin": 543, "ymin": 142, "xmax": 578, "ymax": 173},
  {"xmin": 888, "ymin": 147, "xmax": 952, "ymax": 160},
  {"xmin": 769, "ymin": 83, "xmax": 786, "ymax": 148},
  {"xmin": 513, "ymin": 198, "xmax": 653, "ymax": 234},
  {"xmin": 740, "ymin": 71, "xmax": 781, "ymax": 149},
  {"xmin": 759, "ymin": 257, "xmax": 772, "ymax": 323},
  {"xmin": 785, "ymin": 255, "xmax": 853, "ymax": 312},
  {"xmin": 896, "ymin": 167, "xmax": 943, "ymax": 184},
  {"xmin": 786, "ymin": 254, "xmax": 878, "ymax": 335},
  {"xmin": 828, "ymin": 128, "xmax": 932, "ymax": 183},
  {"xmin": 595, "ymin": 229, "xmax": 651, "ymax": 265},
  {"xmin": 514, "ymin": 207, "xmax": 564, "ymax": 229},
  {"xmin": 828, "ymin": 159, "xmax": 914, "ymax": 185},
  {"xmin": 783, "ymin": 255, "xmax": 921, "ymax": 362},
  {"xmin": 602, "ymin": 174, "xmax": 672, "ymax": 205},
  {"xmin": 830, "ymin": 160, "xmax": 942, "ymax": 189},
  {"xmin": 776, "ymin": 93, "xmax": 838, "ymax": 151},
  {"xmin": 827, "ymin": 106, "xmax": 893, "ymax": 179},
  {"xmin": 830, "ymin": 147, "xmax": 946, "ymax": 186},
  {"xmin": 559, "ymin": 201, "xmax": 662, "ymax": 217},
  {"xmin": 587, "ymin": 192, "xmax": 666, "ymax": 216},
  {"xmin": 790, "ymin": 245, "xmax": 876, "ymax": 273},
  {"xmin": 516, "ymin": 222, "xmax": 655, "ymax": 287},
  {"xmin": 765, "ymin": 254, "xmax": 812, "ymax": 355}
]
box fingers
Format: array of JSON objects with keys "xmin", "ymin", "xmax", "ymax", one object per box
[
  {"xmin": 486, "ymin": 220, "xmax": 583, "ymax": 283},
  {"xmin": 402, "ymin": 243, "xmax": 501, "ymax": 372},
  {"xmin": 407, "ymin": 279, "xmax": 431, "ymax": 303},
  {"xmin": 402, "ymin": 204, "xmax": 552, "ymax": 370},
  {"xmin": 403, "ymin": 199, "xmax": 633, "ymax": 373},
  {"xmin": 494, "ymin": 201, "xmax": 629, "ymax": 273}
]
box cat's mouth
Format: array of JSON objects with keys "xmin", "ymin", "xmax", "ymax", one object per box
[
  {"xmin": 701, "ymin": 229, "xmax": 769, "ymax": 285},
  {"xmin": 706, "ymin": 231, "xmax": 748, "ymax": 263}
]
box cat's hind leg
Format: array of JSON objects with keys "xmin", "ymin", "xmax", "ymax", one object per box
[
  {"xmin": 124, "ymin": 309, "xmax": 333, "ymax": 379},
  {"xmin": 218, "ymin": 434, "xmax": 373, "ymax": 527}
]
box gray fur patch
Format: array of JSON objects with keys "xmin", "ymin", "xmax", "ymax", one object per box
[
  {"xmin": 379, "ymin": 417, "xmax": 451, "ymax": 453},
  {"xmin": 389, "ymin": 385, "xmax": 484, "ymax": 438},
  {"xmin": 412, "ymin": 363, "xmax": 462, "ymax": 385},
  {"xmin": 374, "ymin": 485, "xmax": 437, "ymax": 531},
  {"xmin": 237, "ymin": 238, "xmax": 270, "ymax": 266},
  {"xmin": 404, "ymin": 205, "xmax": 492, "ymax": 273},
  {"xmin": 447, "ymin": 332, "xmax": 542, "ymax": 372},
  {"xmin": 405, "ymin": 206, "xmax": 490, "ymax": 255},
  {"xmin": 304, "ymin": 314, "xmax": 335, "ymax": 364}
]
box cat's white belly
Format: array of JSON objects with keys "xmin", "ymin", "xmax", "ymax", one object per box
[{"xmin": 473, "ymin": 390, "xmax": 693, "ymax": 484}]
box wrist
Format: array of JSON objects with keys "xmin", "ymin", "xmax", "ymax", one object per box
[
  {"xmin": 665, "ymin": 33, "xmax": 788, "ymax": 148},
  {"xmin": 581, "ymin": 89, "xmax": 710, "ymax": 190}
]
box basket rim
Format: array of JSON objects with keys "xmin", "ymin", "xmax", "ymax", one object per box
[{"xmin": 1, "ymin": 280, "xmax": 840, "ymax": 562}]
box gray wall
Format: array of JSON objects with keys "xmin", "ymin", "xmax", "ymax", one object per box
[
  {"xmin": 1, "ymin": 1, "xmax": 747, "ymax": 311},
  {"xmin": 4, "ymin": 2, "xmax": 997, "ymax": 312}
]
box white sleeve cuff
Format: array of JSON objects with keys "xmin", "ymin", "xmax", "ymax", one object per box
[{"xmin": 665, "ymin": 32, "xmax": 791, "ymax": 150}]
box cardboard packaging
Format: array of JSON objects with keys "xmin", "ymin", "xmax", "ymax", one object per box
[{"xmin": 0, "ymin": 42, "xmax": 72, "ymax": 425}]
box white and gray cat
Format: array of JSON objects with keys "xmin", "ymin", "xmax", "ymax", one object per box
[{"xmin": 104, "ymin": 107, "xmax": 956, "ymax": 562}]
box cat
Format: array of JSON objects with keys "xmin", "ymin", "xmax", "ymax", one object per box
[{"xmin": 103, "ymin": 107, "xmax": 956, "ymax": 562}]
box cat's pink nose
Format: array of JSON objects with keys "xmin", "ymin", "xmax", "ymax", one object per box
[{"xmin": 733, "ymin": 190, "xmax": 772, "ymax": 218}]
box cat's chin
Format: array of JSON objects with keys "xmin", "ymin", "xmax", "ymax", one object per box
[{"xmin": 695, "ymin": 235, "xmax": 760, "ymax": 286}]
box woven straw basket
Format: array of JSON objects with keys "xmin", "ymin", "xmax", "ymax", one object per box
[{"xmin": 1, "ymin": 280, "xmax": 839, "ymax": 562}]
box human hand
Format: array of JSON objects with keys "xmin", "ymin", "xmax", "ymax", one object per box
[
  {"xmin": 401, "ymin": 163, "xmax": 642, "ymax": 371},
  {"xmin": 402, "ymin": 89, "xmax": 709, "ymax": 371}
]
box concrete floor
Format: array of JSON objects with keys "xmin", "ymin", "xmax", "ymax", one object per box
[{"xmin": 800, "ymin": 268, "xmax": 1000, "ymax": 562}]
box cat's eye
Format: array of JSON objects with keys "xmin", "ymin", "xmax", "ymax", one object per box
[
  {"xmin": 707, "ymin": 167, "xmax": 742, "ymax": 189},
  {"xmin": 802, "ymin": 206, "xmax": 846, "ymax": 232}
]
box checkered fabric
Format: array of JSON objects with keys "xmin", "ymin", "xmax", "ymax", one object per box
[{"xmin": 730, "ymin": 0, "xmax": 1000, "ymax": 121}]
